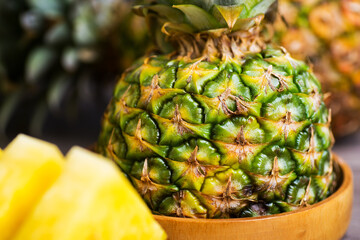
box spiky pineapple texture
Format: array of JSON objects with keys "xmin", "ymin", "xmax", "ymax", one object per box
[
  {"xmin": 97, "ymin": 0, "xmax": 337, "ymax": 218},
  {"xmin": 0, "ymin": 0, "xmax": 148, "ymax": 135},
  {"xmin": 274, "ymin": 0, "xmax": 360, "ymax": 137},
  {"xmin": 98, "ymin": 49, "xmax": 336, "ymax": 218}
]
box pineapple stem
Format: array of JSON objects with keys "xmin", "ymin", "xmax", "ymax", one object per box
[{"xmin": 165, "ymin": 15, "xmax": 266, "ymax": 60}]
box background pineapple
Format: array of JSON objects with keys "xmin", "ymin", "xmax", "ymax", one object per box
[
  {"xmin": 274, "ymin": 0, "xmax": 360, "ymax": 137},
  {"xmin": 0, "ymin": 0, "xmax": 149, "ymax": 138},
  {"xmin": 97, "ymin": 0, "xmax": 337, "ymax": 218}
]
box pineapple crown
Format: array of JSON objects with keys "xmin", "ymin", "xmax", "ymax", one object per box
[
  {"xmin": 134, "ymin": 0, "xmax": 277, "ymax": 58},
  {"xmin": 134, "ymin": 0, "xmax": 277, "ymax": 33}
]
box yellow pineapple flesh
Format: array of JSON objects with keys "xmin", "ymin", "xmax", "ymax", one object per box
[
  {"xmin": 14, "ymin": 147, "xmax": 166, "ymax": 240},
  {"xmin": 0, "ymin": 134, "xmax": 64, "ymax": 240}
]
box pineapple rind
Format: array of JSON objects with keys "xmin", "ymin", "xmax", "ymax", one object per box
[{"xmin": 98, "ymin": 48, "xmax": 336, "ymax": 218}]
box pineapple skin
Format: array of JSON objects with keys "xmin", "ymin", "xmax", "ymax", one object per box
[
  {"xmin": 97, "ymin": 47, "xmax": 336, "ymax": 218},
  {"xmin": 14, "ymin": 147, "xmax": 166, "ymax": 240},
  {"xmin": 275, "ymin": 0, "xmax": 360, "ymax": 137},
  {"xmin": 0, "ymin": 134, "xmax": 64, "ymax": 240}
]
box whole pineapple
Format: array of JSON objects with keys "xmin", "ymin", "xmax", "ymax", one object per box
[
  {"xmin": 274, "ymin": 0, "xmax": 360, "ymax": 137},
  {"xmin": 0, "ymin": 0, "xmax": 148, "ymax": 134},
  {"xmin": 97, "ymin": 0, "xmax": 337, "ymax": 218}
]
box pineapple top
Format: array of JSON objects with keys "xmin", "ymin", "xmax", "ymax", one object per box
[
  {"xmin": 134, "ymin": 0, "xmax": 277, "ymax": 58},
  {"xmin": 135, "ymin": 0, "xmax": 276, "ymax": 32}
]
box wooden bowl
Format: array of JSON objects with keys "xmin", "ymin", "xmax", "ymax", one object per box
[{"xmin": 154, "ymin": 154, "xmax": 353, "ymax": 240}]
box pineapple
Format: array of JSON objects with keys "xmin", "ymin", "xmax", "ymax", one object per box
[
  {"xmin": 274, "ymin": 0, "xmax": 360, "ymax": 137},
  {"xmin": 97, "ymin": 0, "xmax": 337, "ymax": 218},
  {"xmin": 0, "ymin": 134, "xmax": 165, "ymax": 239},
  {"xmin": 14, "ymin": 147, "xmax": 166, "ymax": 240},
  {"xmin": 0, "ymin": 134, "xmax": 63, "ymax": 240},
  {"xmin": 0, "ymin": 0, "xmax": 148, "ymax": 135}
]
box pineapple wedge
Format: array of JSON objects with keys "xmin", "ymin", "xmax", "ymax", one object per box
[
  {"xmin": 14, "ymin": 147, "xmax": 166, "ymax": 240},
  {"xmin": 0, "ymin": 134, "xmax": 64, "ymax": 240}
]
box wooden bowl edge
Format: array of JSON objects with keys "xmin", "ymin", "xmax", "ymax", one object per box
[{"xmin": 154, "ymin": 153, "xmax": 353, "ymax": 223}]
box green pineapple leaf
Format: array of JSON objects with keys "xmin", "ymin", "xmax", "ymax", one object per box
[{"xmin": 173, "ymin": 4, "xmax": 223, "ymax": 31}]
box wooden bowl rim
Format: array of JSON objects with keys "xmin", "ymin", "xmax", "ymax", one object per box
[{"xmin": 154, "ymin": 153, "xmax": 353, "ymax": 223}]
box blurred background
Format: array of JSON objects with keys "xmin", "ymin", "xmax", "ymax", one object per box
[
  {"xmin": 0, "ymin": 0, "xmax": 359, "ymax": 239},
  {"xmin": 0, "ymin": 0, "xmax": 149, "ymax": 147}
]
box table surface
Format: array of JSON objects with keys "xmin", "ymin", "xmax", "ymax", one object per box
[
  {"xmin": 1, "ymin": 125, "xmax": 359, "ymax": 239},
  {"xmin": 333, "ymin": 134, "xmax": 360, "ymax": 240}
]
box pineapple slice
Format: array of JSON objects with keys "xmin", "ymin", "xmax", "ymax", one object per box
[
  {"xmin": 14, "ymin": 147, "xmax": 166, "ymax": 240},
  {"xmin": 0, "ymin": 134, "xmax": 64, "ymax": 240}
]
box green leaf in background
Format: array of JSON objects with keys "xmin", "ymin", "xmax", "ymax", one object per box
[
  {"xmin": 0, "ymin": 91, "xmax": 22, "ymax": 135},
  {"xmin": 29, "ymin": 0, "xmax": 64, "ymax": 18},
  {"xmin": 73, "ymin": 4, "xmax": 97, "ymax": 46},
  {"xmin": 45, "ymin": 22, "xmax": 70, "ymax": 45},
  {"xmin": 62, "ymin": 48, "xmax": 79, "ymax": 73},
  {"xmin": 26, "ymin": 47, "xmax": 56, "ymax": 84},
  {"xmin": 29, "ymin": 101, "xmax": 48, "ymax": 136},
  {"xmin": 47, "ymin": 74, "xmax": 71, "ymax": 111}
]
